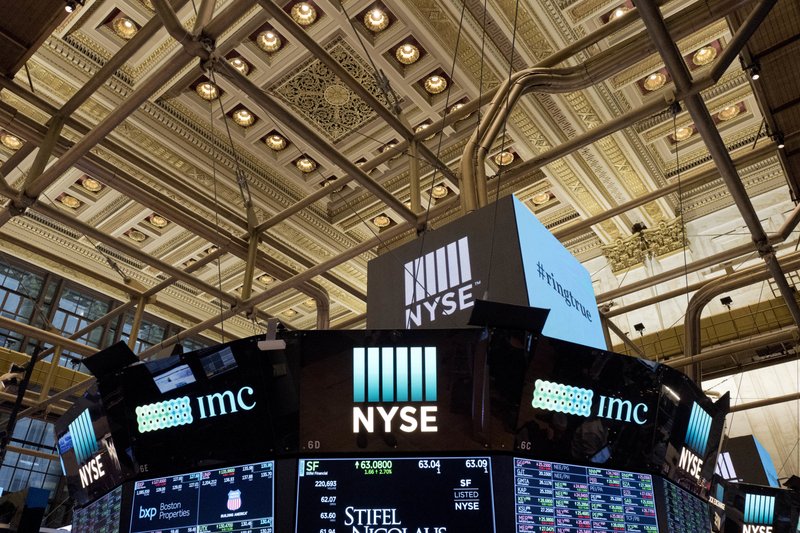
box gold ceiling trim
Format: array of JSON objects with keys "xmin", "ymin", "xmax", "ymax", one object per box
[
  {"xmin": 567, "ymin": 0, "xmax": 616, "ymax": 23},
  {"xmin": 602, "ymin": 218, "xmax": 687, "ymax": 272},
  {"xmin": 493, "ymin": 0, "xmax": 556, "ymax": 63}
]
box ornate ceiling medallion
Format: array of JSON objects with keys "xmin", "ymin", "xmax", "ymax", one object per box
[
  {"xmin": 112, "ymin": 16, "xmax": 139, "ymax": 39},
  {"xmin": 424, "ymin": 75, "xmax": 447, "ymax": 94},
  {"xmin": 324, "ymin": 84, "xmax": 350, "ymax": 106},
  {"xmin": 265, "ymin": 134, "xmax": 287, "ymax": 151},
  {"xmin": 692, "ymin": 46, "xmax": 717, "ymax": 66},
  {"xmin": 396, "ymin": 43, "xmax": 420, "ymax": 65},
  {"xmin": 257, "ymin": 30, "xmax": 282, "ymax": 53},
  {"xmin": 0, "ymin": 132, "xmax": 23, "ymax": 150},
  {"xmin": 80, "ymin": 177, "xmax": 103, "ymax": 192},
  {"xmin": 59, "ymin": 194, "xmax": 82, "ymax": 209},
  {"xmin": 148, "ymin": 214, "xmax": 169, "ymax": 228},
  {"xmin": 195, "ymin": 81, "xmax": 219, "ymax": 100},
  {"xmin": 291, "ymin": 2, "xmax": 317, "ymax": 26},
  {"xmin": 718, "ymin": 104, "xmax": 740, "ymax": 121},
  {"xmin": 643, "ymin": 72, "xmax": 666, "ymax": 91},
  {"xmin": 364, "ymin": 8, "xmax": 389, "ymax": 32},
  {"xmin": 493, "ymin": 151, "xmax": 515, "ymax": 166},
  {"xmin": 229, "ymin": 57, "xmax": 250, "ymax": 75},
  {"xmin": 372, "ymin": 214, "xmax": 392, "ymax": 228},
  {"xmin": 296, "ymin": 157, "xmax": 317, "ymax": 173},
  {"xmin": 232, "ymin": 108, "xmax": 255, "ymax": 127},
  {"xmin": 673, "ymin": 126, "xmax": 693, "ymax": 141}
]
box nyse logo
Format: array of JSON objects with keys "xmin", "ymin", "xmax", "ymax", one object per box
[
  {"xmin": 531, "ymin": 379, "xmax": 649, "ymax": 424},
  {"xmin": 742, "ymin": 494, "xmax": 775, "ymax": 533},
  {"xmin": 715, "ymin": 451, "xmax": 739, "ymax": 481},
  {"xmin": 404, "ymin": 237, "xmax": 477, "ymax": 327},
  {"xmin": 678, "ymin": 402, "xmax": 712, "ymax": 480},
  {"xmin": 68, "ymin": 409, "xmax": 106, "ymax": 489},
  {"xmin": 353, "ymin": 347, "xmax": 437, "ymax": 433},
  {"xmin": 136, "ymin": 386, "xmax": 256, "ymax": 433}
]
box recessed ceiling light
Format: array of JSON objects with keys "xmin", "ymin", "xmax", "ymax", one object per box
[
  {"xmin": 396, "ymin": 43, "xmax": 420, "ymax": 65},
  {"xmin": 364, "ymin": 8, "xmax": 389, "ymax": 32},
  {"xmin": 59, "ymin": 194, "xmax": 82, "ymax": 209},
  {"xmin": 184, "ymin": 257, "xmax": 198, "ymax": 268},
  {"xmin": 424, "ymin": 75, "xmax": 447, "ymax": 94},
  {"xmin": 228, "ymin": 57, "xmax": 250, "ymax": 76},
  {"xmin": 493, "ymin": 151, "xmax": 515, "ymax": 166},
  {"xmin": 692, "ymin": 46, "xmax": 717, "ymax": 66},
  {"xmin": 291, "ymin": 2, "xmax": 317, "ymax": 26},
  {"xmin": 0, "ymin": 132, "xmax": 23, "ymax": 150},
  {"xmin": 195, "ymin": 81, "xmax": 219, "ymax": 101},
  {"xmin": 673, "ymin": 126, "xmax": 693, "ymax": 141},
  {"xmin": 259, "ymin": 274, "xmax": 275, "ymax": 284},
  {"xmin": 112, "ymin": 16, "xmax": 139, "ymax": 40},
  {"xmin": 232, "ymin": 109, "xmax": 255, "ymax": 127},
  {"xmin": 205, "ymin": 245, "xmax": 219, "ymax": 254},
  {"xmin": 303, "ymin": 298, "xmax": 316, "ymax": 308},
  {"xmin": 718, "ymin": 104, "xmax": 740, "ymax": 121},
  {"xmin": 643, "ymin": 72, "xmax": 666, "ymax": 91},
  {"xmin": 265, "ymin": 134, "xmax": 287, "ymax": 151},
  {"xmin": 609, "ymin": 6, "xmax": 628, "ymax": 21},
  {"xmin": 149, "ymin": 214, "xmax": 169, "ymax": 228},
  {"xmin": 431, "ymin": 184, "xmax": 448, "ymax": 199},
  {"xmin": 531, "ymin": 191, "xmax": 551, "ymax": 205},
  {"xmin": 80, "ymin": 177, "xmax": 103, "ymax": 192},
  {"xmin": 296, "ymin": 157, "xmax": 317, "ymax": 173},
  {"xmin": 372, "ymin": 214, "xmax": 392, "ymax": 228},
  {"xmin": 257, "ymin": 30, "xmax": 282, "ymax": 53},
  {"xmin": 283, "ymin": 308, "xmax": 298, "ymax": 317},
  {"xmin": 126, "ymin": 229, "xmax": 147, "ymax": 242}
]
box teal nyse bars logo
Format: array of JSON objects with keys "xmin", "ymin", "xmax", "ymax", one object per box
[
  {"xmin": 678, "ymin": 402, "xmax": 712, "ymax": 480},
  {"xmin": 352, "ymin": 347, "xmax": 438, "ymax": 433},
  {"xmin": 742, "ymin": 493, "xmax": 775, "ymax": 533},
  {"xmin": 404, "ymin": 237, "xmax": 477, "ymax": 327},
  {"xmin": 530, "ymin": 379, "xmax": 649, "ymax": 424},
  {"xmin": 135, "ymin": 386, "xmax": 256, "ymax": 433},
  {"xmin": 68, "ymin": 409, "xmax": 106, "ymax": 489}
]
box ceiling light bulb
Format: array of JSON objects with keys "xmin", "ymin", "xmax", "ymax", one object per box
[
  {"xmin": 59, "ymin": 194, "xmax": 82, "ymax": 209},
  {"xmin": 643, "ymin": 72, "xmax": 666, "ymax": 91},
  {"xmin": 126, "ymin": 229, "xmax": 147, "ymax": 242},
  {"xmin": 229, "ymin": 57, "xmax": 250, "ymax": 75},
  {"xmin": 0, "ymin": 132, "xmax": 23, "ymax": 150},
  {"xmin": 718, "ymin": 104, "xmax": 740, "ymax": 121},
  {"xmin": 257, "ymin": 30, "xmax": 282, "ymax": 53},
  {"xmin": 149, "ymin": 214, "xmax": 169, "ymax": 228},
  {"xmin": 364, "ymin": 8, "xmax": 389, "ymax": 32},
  {"xmin": 291, "ymin": 2, "xmax": 317, "ymax": 26},
  {"xmin": 531, "ymin": 191, "xmax": 551, "ymax": 205},
  {"xmin": 431, "ymin": 185, "xmax": 448, "ymax": 199},
  {"xmin": 373, "ymin": 214, "xmax": 391, "ymax": 228},
  {"xmin": 81, "ymin": 177, "xmax": 103, "ymax": 192},
  {"xmin": 232, "ymin": 109, "xmax": 255, "ymax": 127},
  {"xmin": 265, "ymin": 134, "xmax": 287, "ymax": 151},
  {"xmin": 296, "ymin": 157, "xmax": 317, "ymax": 173},
  {"xmin": 195, "ymin": 81, "xmax": 219, "ymax": 100},
  {"xmin": 396, "ymin": 43, "xmax": 420, "ymax": 65},
  {"xmin": 692, "ymin": 45, "xmax": 717, "ymax": 66},
  {"xmin": 674, "ymin": 126, "xmax": 693, "ymax": 141},
  {"xmin": 259, "ymin": 274, "xmax": 275, "ymax": 284},
  {"xmin": 112, "ymin": 17, "xmax": 139, "ymax": 40},
  {"xmin": 493, "ymin": 151, "xmax": 515, "ymax": 166},
  {"xmin": 609, "ymin": 6, "xmax": 628, "ymax": 20},
  {"xmin": 284, "ymin": 309, "xmax": 297, "ymax": 317},
  {"xmin": 424, "ymin": 75, "xmax": 447, "ymax": 94}
]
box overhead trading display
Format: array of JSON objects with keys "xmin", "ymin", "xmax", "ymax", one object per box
[
  {"xmin": 296, "ymin": 456, "xmax": 496, "ymax": 532},
  {"xmin": 71, "ymin": 485, "xmax": 123, "ymax": 533},
  {"xmin": 513, "ymin": 458, "xmax": 658, "ymax": 532},
  {"xmin": 129, "ymin": 461, "xmax": 274, "ymax": 533},
  {"xmin": 653, "ymin": 477, "xmax": 710, "ymax": 533}
]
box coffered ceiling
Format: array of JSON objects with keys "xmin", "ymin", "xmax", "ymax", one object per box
[{"xmin": 0, "ymin": 0, "xmax": 799, "ymax": 478}]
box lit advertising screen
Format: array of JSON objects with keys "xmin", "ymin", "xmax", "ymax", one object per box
[
  {"xmin": 71, "ymin": 485, "xmax": 124, "ymax": 533},
  {"xmin": 295, "ymin": 456, "xmax": 497, "ymax": 532},
  {"xmin": 512, "ymin": 457, "xmax": 658, "ymax": 532},
  {"xmin": 129, "ymin": 461, "xmax": 274, "ymax": 533}
]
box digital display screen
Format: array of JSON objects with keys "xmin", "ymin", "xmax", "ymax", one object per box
[
  {"xmin": 513, "ymin": 457, "xmax": 658, "ymax": 532},
  {"xmin": 153, "ymin": 364, "xmax": 196, "ymax": 393},
  {"xmin": 296, "ymin": 456, "xmax": 497, "ymax": 532},
  {"xmin": 129, "ymin": 461, "xmax": 274, "ymax": 533},
  {"xmin": 654, "ymin": 477, "xmax": 709, "ymax": 532},
  {"xmin": 72, "ymin": 485, "xmax": 123, "ymax": 533},
  {"xmin": 201, "ymin": 346, "xmax": 238, "ymax": 378}
]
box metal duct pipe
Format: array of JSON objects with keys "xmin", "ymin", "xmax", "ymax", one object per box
[
  {"xmin": 461, "ymin": 0, "xmax": 755, "ymax": 211},
  {"xmin": 729, "ymin": 392, "xmax": 800, "ymax": 413},
  {"xmin": 666, "ymin": 327, "xmax": 799, "ymax": 369},
  {"xmin": 192, "ymin": 0, "xmax": 215, "ymax": 36}
]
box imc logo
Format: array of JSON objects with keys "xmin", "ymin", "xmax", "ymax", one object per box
[
  {"xmin": 135, "ymin": 386, "xmax": 256, "ymax": 434},
  {"xmin": 352, "ymin": 347, "xmax": 437, "ymax": 433},
  {"xmin": 530, "ymin": 379, "xmax": 648, "ymax": 424},
  {"xmin": 404, "ymin": 237, "xmax": 477, "ymax": 327},
  {"xmin": 68, "ymin": 409, "xmax": 106, "ymax": 489},
  {"xmin": 678, "ymin": 402, "xmax": 712, "ymax": 480},
  {"xmin": 743, "ymin": 493, "xmax": 775, "ymax": 533}
]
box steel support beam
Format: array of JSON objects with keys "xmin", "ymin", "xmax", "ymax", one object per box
[
  {"xmin": 729, "ymin": 392, "xmax": 800, "ymax": 413},
  {"xmin": 0, "ymin": 316, "xmax": 97, "ymax": 357},
  {"xmin": 127, "ymin": 296, "xmax": 148, "ymax": 350}
]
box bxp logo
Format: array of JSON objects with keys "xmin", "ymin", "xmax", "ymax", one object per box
[
  {"xmin": 530, "ymin": 379, "xmax": 648, "ymax": 424},
  {"xmin": 742, "ymin": 493, "xmax": 775, "ymax": 533},
  {"xmin": 139, "ymin": 506, "xmax": 157, "ymax": 520},
  {"xmin": 68, "ymin": 409, "xmax": 106, "ymax": 489},
  {"xmin": 404, "ymin": 237, "xmax": 477, "ymax": 327},
  {"xmin": 352, "ymin": 347, "xmax": 438, "ymax": 433},
  {"xmin": 678, "ymin": 402, "xmax": 712, "ymax": 480},
  {"xmin": 135, "ymin": 386, "xmax": 256, "ymax": 434}
]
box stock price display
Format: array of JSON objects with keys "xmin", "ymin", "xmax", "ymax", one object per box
[
  {"xmin": 514, "ymin": 458, "xmax": 658, "ymax": 532},
  {"xmin": 656, "ymin": 478, "xmax": 709, "ymax": 533},
  {"xmin": 72, "ymin": 485, "xmax": 122, "ymax": 533},
  {"xmin": 129, "ymin": 461, "xmax": 274, "ymax": 533},
  {"xmin": 296, "ymin": 456, "xmax": 497, "ymax": 532}
]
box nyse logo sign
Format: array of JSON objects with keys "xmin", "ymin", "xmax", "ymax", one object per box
[
  {"xmin": 742, "ymin": 494, "xmax": 775, "ymax": 533},
  {"xmin": 404, "ymin": 237, "xmax": 477, "ymax": 327},
  {"xmin": 353, "ymin": 347, "xmax": 437, "ymax": 433},
  {"xmin": 68, "ymin": 409, "xmax": 106, "ymax": 489},
  {"xmin": 531, "ymin": 379, "xmax": 649, "ymax": 424},
  {"xmin": 678, "ymin": 402, "xmax": 712, "ymax": 480},
  {"xmin": 135, "ymin": 386, "xmax": 256, "ymax": 433}
]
